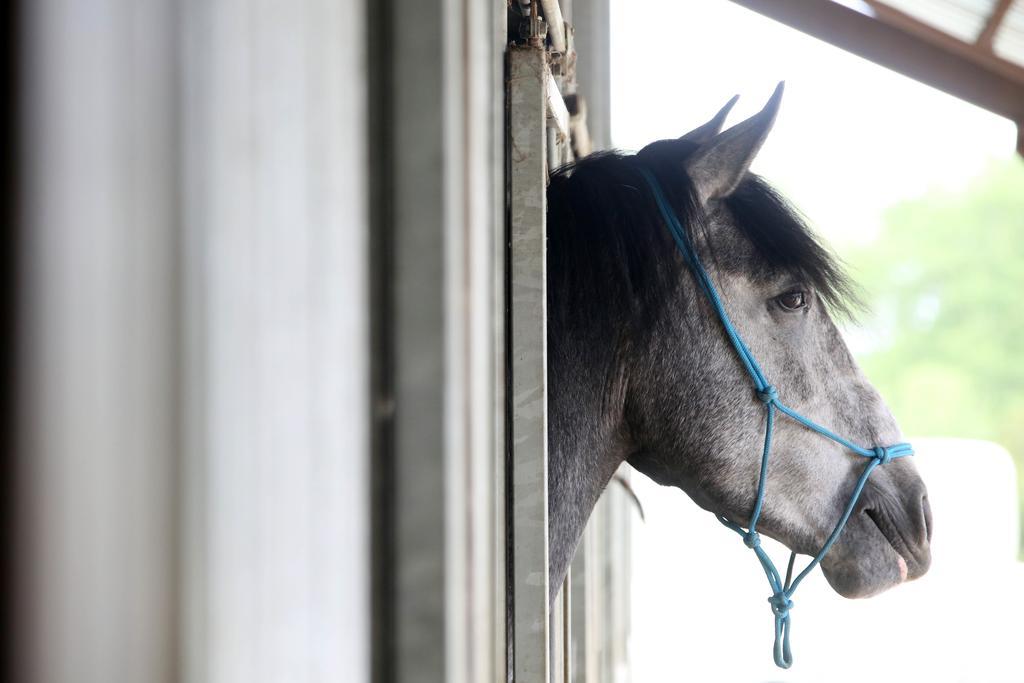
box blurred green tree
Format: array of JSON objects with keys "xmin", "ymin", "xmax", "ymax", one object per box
[{"xmin": 847, "ymin": 159, "xmax": 1024, "ymax": 555}]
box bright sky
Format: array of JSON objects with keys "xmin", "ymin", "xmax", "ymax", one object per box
[{"xmin": 610, "ymin": 0, "xmax": 1018, "ymax": 248}]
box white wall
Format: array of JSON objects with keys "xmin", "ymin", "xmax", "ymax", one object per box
[{"xmin": 17, "ymin": 1, "xmax": 372, "ymax": 681}]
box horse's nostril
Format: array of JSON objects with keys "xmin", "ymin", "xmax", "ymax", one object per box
[{"xmin": 921, "ymin": 494, "xmax": 933, "ymax": 543}]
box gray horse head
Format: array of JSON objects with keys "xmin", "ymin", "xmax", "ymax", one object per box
[{"xmin": 546, "ymin": 86, "xmax": 931, "ymax": 602}]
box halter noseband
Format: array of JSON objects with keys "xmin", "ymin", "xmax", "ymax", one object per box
[{"xmin": 638, "ymin": 168, "xmax": 913, "ymax": 669}]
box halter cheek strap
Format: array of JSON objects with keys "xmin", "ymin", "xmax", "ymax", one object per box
[{"xmin": 638, "ymin": 168, "xmax": 913, "ymax": 669}]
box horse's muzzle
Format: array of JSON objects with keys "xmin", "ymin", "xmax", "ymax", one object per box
[{"xmin": 862, "ymin": 482, "xmax": 933, "ymax": 581}]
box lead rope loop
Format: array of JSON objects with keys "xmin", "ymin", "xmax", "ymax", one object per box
[{"xmin": 638, "ymin": 168, "xmax": 914, "ymax": 669}]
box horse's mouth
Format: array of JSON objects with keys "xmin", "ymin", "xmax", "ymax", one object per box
[{"xmin": 864, "ymin": 505, "xmax": 929, "ymax": 581}]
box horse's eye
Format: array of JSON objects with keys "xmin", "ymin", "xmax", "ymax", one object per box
[{"xmin": 776, "ymin": 290, "xmax": 808, "ymax": 311}]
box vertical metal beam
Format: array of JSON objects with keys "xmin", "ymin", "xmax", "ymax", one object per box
[
  {"xmin": 370, "ymin": 1, "xmax": 507, "ymax": 682},
  {"xmin": 490, "ymin": 6, "xmax": 511, "ymax": 683},
  {"xmin": 179, "ymin": 1, "xmax": 372, "ymax": 681},
  {"xmin": 569, "ymin": 547, "xmax": 589, "ymax": 683},
  {"xmin": 509, "ymin": 44, "xmax": 551, "ymax": 683},
  {"xmin": 549, "ymin": 576, "xmax": 573, "ymax": 683},
  {"xmin": 562, "ymin": 577, "xmax": 572, "ymax": 683},
  {"xmin": 479, "ymin": 3, "xmax": 511, "ymax": 681},
  {"xmin": 0, "ymin": 0, "xmax": 16, "ymax": 676},
  {"xmin": 17, "ymin": 2, "xmax": 180, "ymax": 682},
  {"xmin": 388, "ymin": 0, "xmax": 448, "ymax": 678},
  {"xmin": 584, "ymin": 505, "xmax": 605, "ymax": 683},
  {"xmin": 604, "ymin": 468, "xmax": 633, "ymax": 683},
  {"xmin": 540, "ymin": 0, "xmax": 568, "ymax": 52},
  {"xmin": 549, "ymin": 585, "xmax": 564, "ymax": 683},
  {"xmin": 572, "ymin": 0, "xmax": 612, "ymax": 150},
  {"xmin": 20, "ymin": 1, "xmax": 379, "ymax": 681}
]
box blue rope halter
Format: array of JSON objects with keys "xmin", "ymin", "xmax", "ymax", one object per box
[{"xmin": 638, "ymin": 168, "xmax": 913, "ymax": 669}]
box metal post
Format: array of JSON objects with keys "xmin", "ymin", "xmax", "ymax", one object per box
[
  {"xmin": 369, "ymin": 0, "xmax": 508, "ymax": 681},
  {"xmin": 179, "ymin": 1, "xmax": 373, "ymax": 681},
  {"xmin": 572, "ymin": 0, "xmax": 612, "ymax": 150},
  {"xmin": 509, "ymin": 44, "xmax": 551, "ymax": 683},
  {"xmin": 17, "ymin": 2, "xmax": 181, "ymax": 681},
  {"xmin": 569, "ymin": 546, "xmax": 589, "ymax": 683}
]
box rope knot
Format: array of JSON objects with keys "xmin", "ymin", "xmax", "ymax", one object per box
[
  {"xmin": 756, "ymin": 385, "xmax": 778, "ymax": 404},
  {"xmin": 743, "ymin": 532, "xmax": 761, "ymax": 549},
  {"xmin": 873, "ymin": 446, "xmax": 892, "ymax": 465},
  {"xmin": 768, "ymin": 593, "xmax": 793, "ymax": 618}
]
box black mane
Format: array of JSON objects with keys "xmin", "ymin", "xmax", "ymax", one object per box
[{"xmin": 546, "ymin": 139, "xmax": 857, "ymax": 340}]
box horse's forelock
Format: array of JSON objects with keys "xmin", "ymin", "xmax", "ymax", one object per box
[{"xmin": 548, "ymin": 142, "xmax": 860, "ymax": 332}]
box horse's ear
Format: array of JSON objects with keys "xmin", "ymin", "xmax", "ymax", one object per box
[
  {"xmin": 685, "ymin": 82, "xmax": 784, "ymax": 204},
  {"xmin": 679, "ymin": 94, "xmax": 739, "ymax": 145}
]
